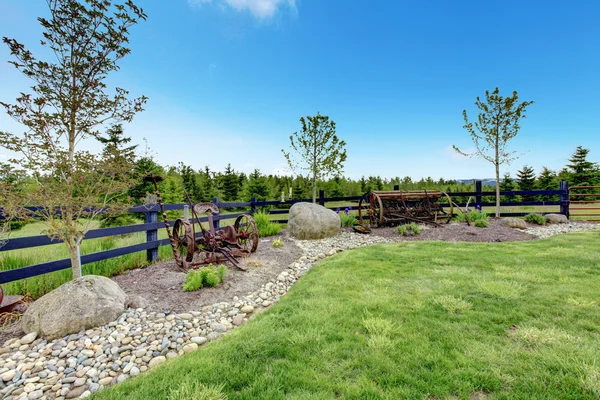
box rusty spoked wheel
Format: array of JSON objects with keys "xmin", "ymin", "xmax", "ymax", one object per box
[
  {"xmin": 234, "ymin": 214, "xmax": 258, "ymax": 253},
  {"xmin": 173, "ymin": 218, "xmax": 195, "ymax": 264},
  {"xmin": 369, "ymin": 192, "xmax": 383, "ymax": 228}
]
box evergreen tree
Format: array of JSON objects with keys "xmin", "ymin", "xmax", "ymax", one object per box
[
  {"xmin": 201, "ymin": 166, "xmax": 216, "ymax": 202},
  {"xmin": 292, "ymin": 176, "xmax": 310, "ymax": 200},
  {"xmin": 516, "ymin": 165, "xmax": 536, "ymax": 202},
  {"xmin": 179, "ymin": 163, "xmax": 202, "ymax": 202},
  {"xmin": 499, "ymin": 172, "xmax": 516, "ymax": 203},
  {"xmin": 220, "ymin": 163, "xmax": 240, "ymax": 201},
  {"xmin": 245, "ymin": 169, "xmax": 270, "ymax": 202},
  {"xmin": 565, "ymin": 146, "xmax": 599, "ymax": 186},
  {"xmin": 536, "ymin": 167, "xmax": 558, "ymax": 202}
]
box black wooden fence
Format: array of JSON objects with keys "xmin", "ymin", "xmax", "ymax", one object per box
[{"xmin": 0, "ymin": 181, "xmax": 570, "ymax": 284}]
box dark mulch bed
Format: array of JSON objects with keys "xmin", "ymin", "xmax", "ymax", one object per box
[
  {"xmin": 365, "ymin": 219, "xmax": 536, "ymax": 242},
  {"xmin": 111, "ymin": 232, "xmax": 302, "ymax": 314}
]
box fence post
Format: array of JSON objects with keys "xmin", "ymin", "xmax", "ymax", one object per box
[
  {"xmin": 475, "ymin": 180, "xmax": 482, "ymax": 210},
  {"xmin": 318, "ymin": 190, "xmax": 325, "ymax": 207},
  {"xmin": 560, "ymin": 181, "xmax": 569, "ymax": 219},
  {"xmin": 393, "ymin": 184, "xmax": 399, "ymax": 191},
  {"xmin": 212, "ymin": 197, "xmax": 220, "ymax": 230},
  {"xmin": 251, "ymin": 197, "xmax": 257, "ymax": 215},
  {"xmin": 146, "ymin": 206, "xmax": 159, "ymax": 263}
]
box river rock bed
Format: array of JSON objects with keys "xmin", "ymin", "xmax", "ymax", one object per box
[
  {"xmin": 524, "ymin": 221, "xmax": 600, "ymax": 238},
  {"xmin": 0, "ymin": 231, "xmax": 389, "ymax": 400}
]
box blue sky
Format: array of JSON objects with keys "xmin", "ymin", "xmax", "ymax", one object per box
[{"xmin": 0, "ymin": 0, "xmax": 599, "ymax": 180}]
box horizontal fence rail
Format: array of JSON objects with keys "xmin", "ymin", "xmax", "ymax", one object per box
[{"xmin": 0, "ymin": 182, "xmax": 574, "ymax": 284}]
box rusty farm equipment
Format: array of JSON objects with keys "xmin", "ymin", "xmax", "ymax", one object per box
[
  {"xmin": 144, "ymin": 175, "xmax": 258, "ymax": 271},
  {"xmin": 358, "ymin": 190, "xmax": 454, "ymax": 227}
]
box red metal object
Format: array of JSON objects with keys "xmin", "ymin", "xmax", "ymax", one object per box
[
  {"xmin": 144, "ymin": 175, "xmax": 258, "ymax": 271},
  {"xmin": 0, "ymin": 285, "xmax": 23, "ymax": 314}
]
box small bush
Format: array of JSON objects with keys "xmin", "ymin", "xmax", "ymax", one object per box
[
  {"xmin": 474, "ymin": 219, "xmax": 489, "ymax": 228},
  {"xmin": 272, "ymin": 238, "xmax": 284, "ymax": 248},
  {"xmin": 397, "ymin": 222, "xmax": 422, "ymax": 236},
  {"xmin": 100, "ymin": 213, "xmax": 142, "ymax": 228},
  {"xmin": 253, "ymin": 211, "xmax": 282, "ymax": 237},
  {"xmin": 340, "ymin": 213, "xmax": 357, "ymax": 227},
  {"xmin": 524, "ymin": 213, "xmax": 547, "ymax": 225},
  {"xmin": 182, "ymin": 264, "xmax": 227, "ymax": 292},
  {"xmin": 8, "ymin": 220, "xmax": 28, "ymax": 231},
  {"xmin": 454, "ymin": 210, "xmax": 489, "ymax": 224}
]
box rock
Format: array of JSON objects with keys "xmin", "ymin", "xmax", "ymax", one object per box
[
  {"xmin": 191, "ymin": 337, "xmax": 207, "ymax": 345},
  {"xmin": 28, "ymin": 390, "xmax": 44, "ymax": 399},
  {"xmin": 177, "ymin": 313, "xmax": 193, "ymax": 320},
  {"xmin": 502, "ymin": 217, "xmax": 527, "ymax": 229},
  {"xmin": 66, "ymin": 385, "xmax": 88, "ymax": 399},
  {"xmin": 232, "ymin": 315, "xmax": 245, "ymax": 326},
  {"xmin": 287, "ymin": 202, "xmax": 340, "ymax": 240},
  {"xmin": 1, "ymin": 370, "xmax": 17, "ymax": 382},
  {"xmin": 22, "ymin": 275, "xmax": 127, "ymax": 339},
  {"xmin": 20, "ymin": 332, "xmax": 37, "ymax": 345},
  {"xmin": 545, "ymin": 213, "xmax": 568, "ymax": 224},
  {"xmin": 148, "ymin": 356, "xmax": 166, "ymax": 369},
  {"xmin": 240, "ymin": 305, "xmax": 254, "ymax": 314},
  {"xmin": 126, "ymin": 295, "xmax": 147, "ymax": 309},
  {"xmin": 98, "ymin": 377, "xmax": 113, "ymax": 386},
  {"xmin": 183, "ymin": 343, "xmax": 198, "ymax": 353}
]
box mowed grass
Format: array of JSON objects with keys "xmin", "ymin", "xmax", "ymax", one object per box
[{"xmin": 93, "ymin": 230, "xmax": 600, "ymax": 400}]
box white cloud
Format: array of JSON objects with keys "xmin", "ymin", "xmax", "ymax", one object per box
[{"xmin": 189, "ymin": 0, "xmax": 296, "ymax": 19}]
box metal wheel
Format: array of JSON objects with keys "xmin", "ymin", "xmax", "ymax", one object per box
[
  {"xmin": 234, "ymin": 214, "xmax": 258, "ymax": 253},
  {"xmin": 173, "ymin": 218, "xmax": 195, "ymax": 263},
  {"xmin": 370, "ymin": 192, "xmax": 384, "ymax": 227},
  {"xmin": 358, "ymin": 192, "xmax": 369, "ymax": 225}
]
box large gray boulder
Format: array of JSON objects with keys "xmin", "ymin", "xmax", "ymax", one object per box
[
  {"xmin": 502, "ymin": 217, "xmax": 527, "ymax": 229},
  {"xmin": 22, "ymin": 275, "xmax": 127, "ymax": 339},
  {"xmin": 288, "ymin": 202, "xmax": 340, "ymax": 240},
  {"xmin": 545, "ymin": 213, "xmax": 568, "ymax": 224}
]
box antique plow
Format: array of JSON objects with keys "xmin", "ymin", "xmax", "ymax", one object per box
[
  {"xmin": 144, "ymin": 175, "xmax": 258, "ymax": 271},
  {"xmin": 358, "ymin": 190, "xmax": 454, "ymax": 228}
]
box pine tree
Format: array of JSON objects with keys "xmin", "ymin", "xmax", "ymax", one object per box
[
  {"xmin": 245, "ymin": 169, "xmax": 269, "ymax": 202},
  {"xmin": 536, "ymin": 167, "xmax": 558, "ymax": 202},
  {"xmin": 516, "ymin": 165, "xmax": 536, "ymax": 202},
  {"xmin": 499, "ymin": 172, "xmax": 516, "ymax": 203},
  {"xmin": 201, "ymin": 166, "xmax": 216, "ymax": 202},
  {"xmin": 565, "ymin": 146, "xmax": 599, "ymax": 186},
  {"xmin": 179, "ymin": 163, "xmax": 202, "ymax": 202},
  {"xmin": 220, "ymin": 163, "xmax": 240, "ymax": 201}
]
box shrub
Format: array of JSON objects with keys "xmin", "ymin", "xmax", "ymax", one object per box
[
  {"xmin": 340, "ymin": 214, "xmax": 357, "ymax": 227},
  {"xmin": 524, "ymin": 213, "xmax": 546, "ymax": 225},
  {"xmin": 182, "ymin": 264, "xmax": 227, "ymax": 292},
  {"xmin": 454, "ymin": 210, "xmax": 489, "ymax": 224},
  {"xmin": 100, "ymin": 213, "xmax": 143, "ymax": 228},
  {"xmin": 8, "ymin": 220, "xmax": 28, "ymax": 231},
  {"xmin": 474, "ymin": 219, "xmax": 489, "ymax": 228},
  {"xmin": 253, "ymin": 211, "xmax": 282, "ymax": 237},
  {"xmin": 397, "ymin": 222, "xmax": 422, "ymax": 236},
  {"xmin": 272, "ymin": 238, "xmax": 284, "ymax": 248}
]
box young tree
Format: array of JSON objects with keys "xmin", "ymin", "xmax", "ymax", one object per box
[
  {"xmin": 516, "ymin": 165, "xmax": 536, "ymax": 202},
  {"xmin": 453, "ymin": 88, "xmax": 534, "ymax": 217},
  {"xmin": 282, "ymin": 113, "xmax": 347, "ymax": 203},
  {"xmin": 0, "ymin": 0, "xmax": 147, "ymax": 278},
  {"xmin": 245, "ymin": 169, "xmax": 270, "ymax": 202},
  {"xmin": 220, "ymin": 163, "xmax": 240, "ymax": 201},
  {"xmin": 179, "ymin": 163, "xmax": 202, "ymax": 202}
]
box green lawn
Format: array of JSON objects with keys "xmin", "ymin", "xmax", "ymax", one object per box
[{"xmin": 93, "ymin": 231, "xmax": 600, "ymax": 399}]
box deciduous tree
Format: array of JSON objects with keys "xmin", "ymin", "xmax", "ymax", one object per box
[
  {"xmin": 0, "ymin": 0, "xmax": 147, "ymax": 278},
  {"xmin": 282, "ymin": 113, "xmax": 347, "ymax": 203},
  {"xmin": 453, "ymin": 88, "xmax": 534, "ymax": 217}
]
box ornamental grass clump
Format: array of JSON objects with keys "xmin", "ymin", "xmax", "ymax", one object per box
[
  {"xmin": 337, "ymin": 207, "xmax": 357, "ymax": 227},
  {"xmin": 454, "ymin": 210, "xmax": 489, "ymax": 226},
  {"xmin": 182, "ymin": 264, "xmax": 227, "ymax": 292},
  {"xmin": 397, "ymin": 222, "xmax": 422, "ymax": 236},
  {"xmin": 272, "ymin": 238, "xmax": 284, "ymax": 248},
  {"xmin": 524, "ymin": 213, "xmax": 547, "ymax": 225},
  {"xmin": 253, "ymin": 210, "xmax": 282, "ymax": 237}
]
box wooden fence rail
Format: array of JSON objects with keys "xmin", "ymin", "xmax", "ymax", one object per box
[{"xmin": 0, "ymin": 181, "xmax": 570, "ymax": 284}]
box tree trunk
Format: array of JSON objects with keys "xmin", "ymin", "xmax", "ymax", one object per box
[
  {"xmin": 495, "ymin": 162, "xmax": 500, "ymax": 218},
  {"xmin": 68, "ymin": 241, "xmax": 82, "ymax": 279},
  {"xmin": 312, "ymin": 174, "xmax": 317, "ymax": 204}
]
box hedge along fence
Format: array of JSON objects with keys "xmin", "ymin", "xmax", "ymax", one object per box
[{"xmin": 0, "ymin": 181, "xmax": 570, "ymax": 285}]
